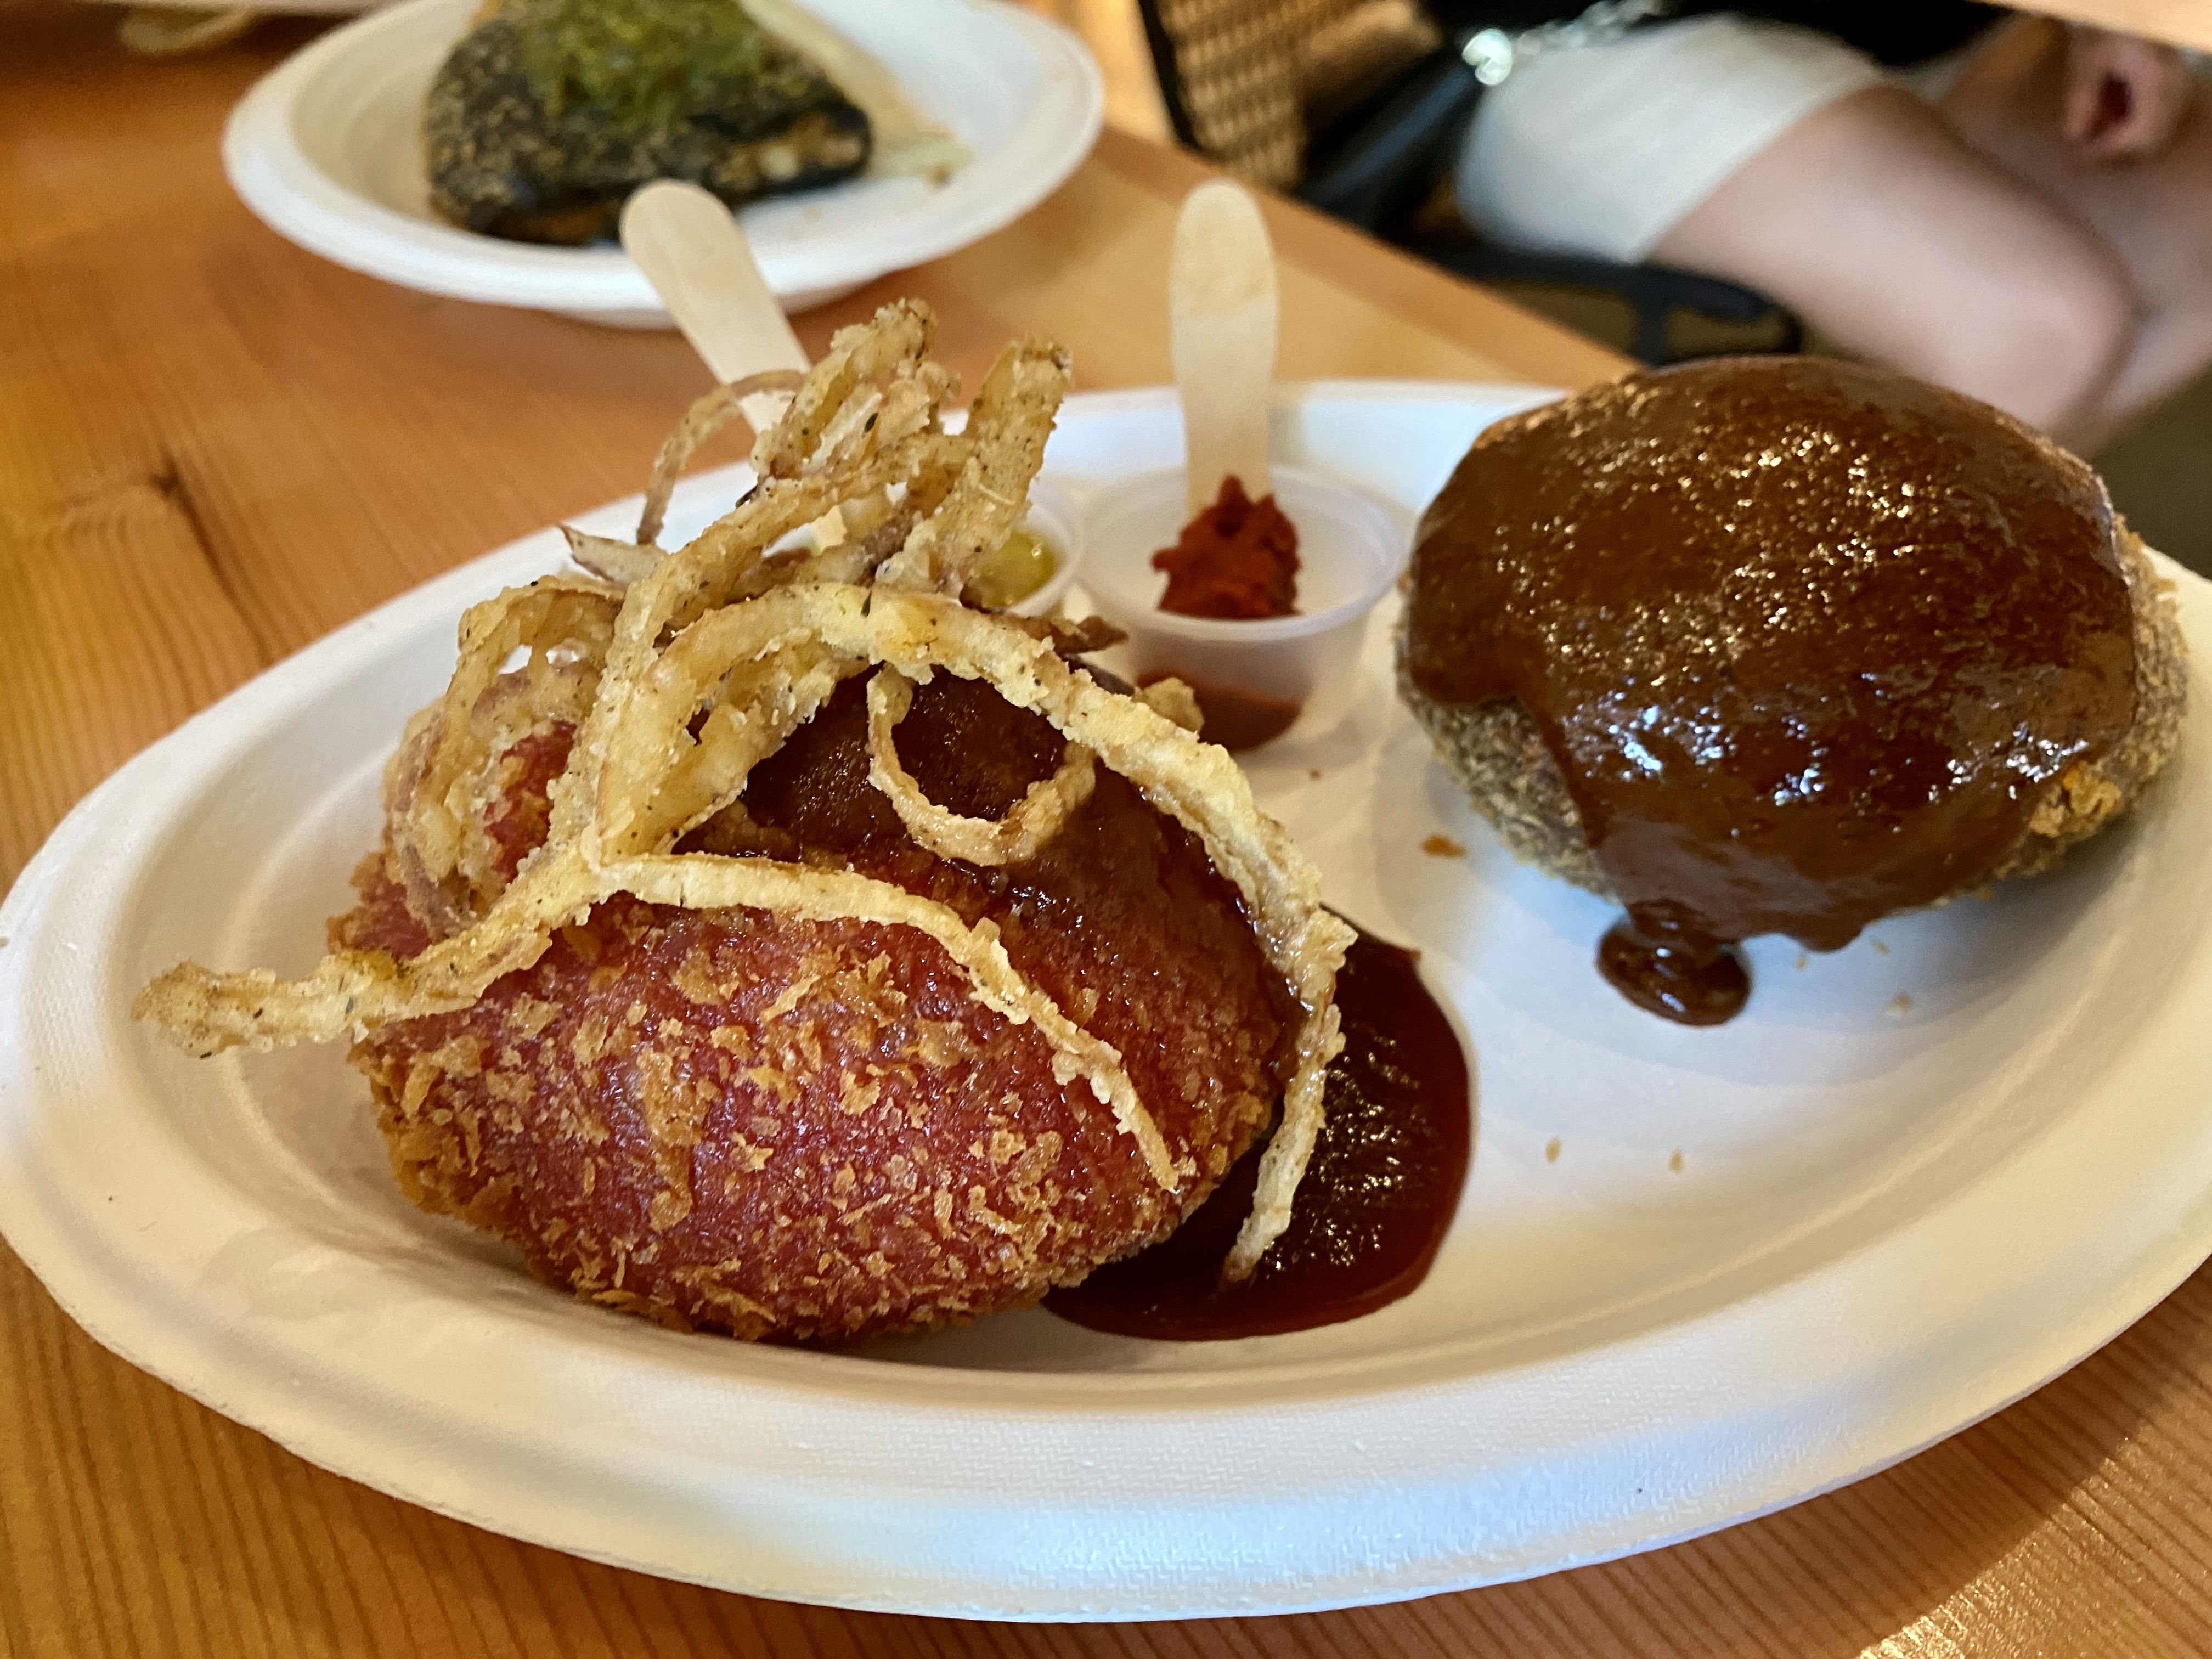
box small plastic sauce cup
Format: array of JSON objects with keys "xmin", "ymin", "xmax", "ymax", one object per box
[
  {"xmin": 1077, "ymin": 466, "xmax": 1409, "ymax": 747},
  {"xmin": 1006, "ymin": 474, "xmax": 1083, "ymax": 617}
]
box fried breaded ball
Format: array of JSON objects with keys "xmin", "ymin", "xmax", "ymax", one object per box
[{"xmin": 336, "ymin": 674, "xmax": 1295, "ymax": 1342}]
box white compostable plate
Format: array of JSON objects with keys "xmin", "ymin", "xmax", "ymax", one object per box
[
  {"xmin": 88, "ymin": 1, "xmax": 379, "ymax": 13},
  {"xmin": 221, "ymin": 0, "xmax": 1103, "ymax": 320},
  {"xmin": 3, "ymin": 383, "xmax": 2209, "ymax": 1621}
]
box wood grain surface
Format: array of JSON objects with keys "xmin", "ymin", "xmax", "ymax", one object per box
[
  {"xmin": 2019, "ymin": 0, "xmax": 2212, "ymax": 52},
  {"xmin": 3, "ymin": 8, "xmax": 2210, "ymax": 1657}
]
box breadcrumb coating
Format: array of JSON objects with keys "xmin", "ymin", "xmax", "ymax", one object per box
[{"xmin": 338, "ymin": 675, "xmax": 1294, "ymax": 1342}]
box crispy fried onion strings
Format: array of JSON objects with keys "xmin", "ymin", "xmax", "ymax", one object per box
[
  {"xmin": 397, "ymin": 575, "xmax": 620, "ymax": 915},
  {"xmin": 637, "ymin": 371, "xmax": 805, "ymax": 546},
  {"xmin": 565, "ymin": 367, "xmax": 814, "ymax": 586},
  {"xmin": 561, "ymin": 524, "xmax": 659, "ymax": 588},
  {"xmin": 877, "ymin": 340, "xmax": 1070, "ymax": 597},
  {"xmin": 752, "ymin": 298, "xmax": 937, "ymax": 481},
  {"xmin": 134, "ymin": 302, "xmax": 1348, "ymax": 1274},
  {"xmin": 866, "ymin": 667, "xmax": 1097, "ymax": 867}
]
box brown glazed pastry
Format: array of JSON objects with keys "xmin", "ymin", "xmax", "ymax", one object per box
[{"xmin": 1397, "ymin": 356, "xmax": 2188, "ymax": 1025}]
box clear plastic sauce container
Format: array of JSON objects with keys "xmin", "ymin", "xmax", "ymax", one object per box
[{"xmin": 1076, "ymin": 466, "xmax": 1409, "ymax": 748}]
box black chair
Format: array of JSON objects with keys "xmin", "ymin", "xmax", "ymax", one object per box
[{"xmin": 1136, "ymin": 0, "xmax": 1802, "ymax": 366}]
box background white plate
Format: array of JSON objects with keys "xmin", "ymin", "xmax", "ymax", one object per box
[
  {"xmin": 88, "ymin": 1, "xmax": 378, "ymax": 13},
  {"xmin": 222, "ymin": 0, "xmax": 1104, "ymax": 320},
  {"xmin": 2, "ymin": 383, "xmax": 2208, "ymax": 1621}
]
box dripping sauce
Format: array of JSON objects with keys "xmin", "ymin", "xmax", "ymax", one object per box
[{"xmin": 1597, "ymin": 918, "xmax": 1748, "ymax": 1026}]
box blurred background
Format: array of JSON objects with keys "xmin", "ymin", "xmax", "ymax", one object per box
[
  {"xmin": 84, "ymin": 0, "xmax": 2211, "ymax": 573},
  {"xmin": 1017, "ymin": 0, "xmax": 2211, "ymax": 575}
]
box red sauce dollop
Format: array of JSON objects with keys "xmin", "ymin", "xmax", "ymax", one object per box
[{"xmin": 1153, "ymin": 475, "xmax": 1301, "ymax": 619}]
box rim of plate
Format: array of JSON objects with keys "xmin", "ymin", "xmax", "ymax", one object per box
[
  {"xmin": 3, "ymin": 383, "xmax": 2208, "ymax": 1618},
  {"xmin": 219, "ymin": 0, "xmax": 1104, "ymax": 313}
]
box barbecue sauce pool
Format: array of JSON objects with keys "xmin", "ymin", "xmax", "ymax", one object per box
[
  {"xmin": 1403, "ymin": 357, "xmax": 2138, "ymax": 1025},
  {"xmin": 1046, "ymin": 926, "xmax": 1470, "ymax": 1341},
  {"xmin": 1137, "ymin": 670, "xmax": 1303, "ymax": 752}
]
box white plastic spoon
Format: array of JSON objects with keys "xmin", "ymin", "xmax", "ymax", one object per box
[{"xmin": 1168, "ymin": 179, "xmax": 1279, "ymax": 517}]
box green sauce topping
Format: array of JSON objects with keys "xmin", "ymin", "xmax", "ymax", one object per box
[{"xmin": 512, "ymin": 0, "xmax": 786, "ymax": 131}]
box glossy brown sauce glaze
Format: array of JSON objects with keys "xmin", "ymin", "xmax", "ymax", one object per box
[
  {"xmin": 1047, "ymin": 926, "xmax": 1470, "ymax": 1340},
  {"xmin": 1598, "ymin": 917, "xmax": 1749, "ymax": 1026},
  {"xmin": 1405, "ymin": 357, "xmax": 2138, "ymax": 1022}
]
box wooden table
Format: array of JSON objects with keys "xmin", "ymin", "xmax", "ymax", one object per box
[
  {"xmin": 2024, "ymin": 0, "xmax": 2212, "ymax": 53},
  {"xmin": 4, "ymin": 8, "xmax": 2210, "ymax": 1656}
]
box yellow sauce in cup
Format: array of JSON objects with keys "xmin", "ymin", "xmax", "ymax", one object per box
[{"xmin": 965, "ymin": 525, "xmax": 1058, "ymax": 610}]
